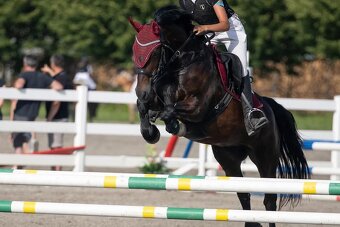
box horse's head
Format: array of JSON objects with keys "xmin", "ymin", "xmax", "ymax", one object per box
[
  {"xmin": 129, "ymin": 18, "xmax": 161, "ymax": 105},
  {"xmin": 129, "ymin": 17, "xmax": 165, "ymax": 143},
  {"xmin": 129, "ymin": 6, "xmax": 194, "ymax": 103}
]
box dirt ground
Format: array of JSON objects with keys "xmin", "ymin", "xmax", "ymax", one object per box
[{"xmin": 0, "ymin": 132, "xmax": 339, "ymax": 227}]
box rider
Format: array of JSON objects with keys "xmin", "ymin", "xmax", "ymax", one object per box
[{"xmin": 179, "ymin": 0, "xmax": 268, "ymax": 136}]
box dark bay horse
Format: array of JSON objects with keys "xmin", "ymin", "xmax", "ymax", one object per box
[{"xmin": 130, "ymin": 6, "xmax": 309, "ymax": 227}]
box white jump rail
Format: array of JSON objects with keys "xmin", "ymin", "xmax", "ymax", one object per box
[
  {"xmin": 0, "ymin": 87, "xmax": 339, "ymax": 179},
  {"xmin": 1, "ymin": 171, "xmax": 340, "ymax": 195}
]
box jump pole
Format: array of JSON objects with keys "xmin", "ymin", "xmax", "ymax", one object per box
[
  {"xmin": 31, "ymin": 146, "xmax": 86, "ymax": 155},
  {"xmin": 0, "ymin": 200, "xmax": 339, "ymax": 225},
  {"xmin": 3, "ymin": 159, "xmax": 340, "ymax": 176},
  {"xmin": 2, "ymin": 168, "xmax": 340, "ymax": 184},
  {"xmin": 182, "ymin": 140, "xmax": 193, "ymax": 158},
  {"xmin": 303, "ymin": 140, "xmax": 340, "ymax": 151},
  {"xmin": 164, "ymin": 135, "xmax": 178, "ymax": 157},
  {"xmin": 303, "ymin": 194, "xmax": 340, "ymax": 202},
  {"xmin": 2, "ymin": 169, "xmax": 340, "ymax": 201},
  {"xmin": 0, "ymin": 172, "xmax": 339, "ymax": 195},
  {"xmin": 332, "ymin": 95, "xmax": 340, "ymax": 180}
]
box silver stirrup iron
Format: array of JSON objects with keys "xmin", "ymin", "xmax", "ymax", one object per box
[{"xmin": 247, "ymin": 108, "xmax": 267, "ymax": 129}]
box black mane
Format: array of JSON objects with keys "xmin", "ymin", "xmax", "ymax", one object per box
[{"xmin": 154, "ymin": 5, "xmax": 193, "ymax": 32}]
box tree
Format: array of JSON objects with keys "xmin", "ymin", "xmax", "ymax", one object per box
[
  {"xmin": 39, "ymin": 0, "xmax": 177, "ymax": 64},
  {"xmin": 232, "ymin": 0, "xmax": 339, "ymax": 74},
  {"xmin": 286, "ymin": 0, "xmax": 339, "ymax": 59},
  {"xmin": 0, "ymin": 0, "xmax": 50, "ymax": 70},
  {"xmin": 0, "ymin": 0, "xmax": 177, "ymax": 72},
  {"xmin": 0, "ymin": 0, "xmax": 337, "ymax": 76}
]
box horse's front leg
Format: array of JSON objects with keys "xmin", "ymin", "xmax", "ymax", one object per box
[
  {"xmin": 162, "ymin": 105, "xmax": 184, "ymax": 135},
  {"xmin": 159, "ymin": 85, "xmax": 186, "ymax": 136},
  {"xmin": 137, "ymin": 99, "xmax": 160, "ymax": 144}
]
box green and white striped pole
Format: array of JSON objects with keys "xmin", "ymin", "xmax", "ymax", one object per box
[
  {"xmin": 0, "ymin": 169, "xmax": 340, "ymax": 195},
  {"xmin": 1, "ymin": 200, "xmax": 340, "ymax": 225}
]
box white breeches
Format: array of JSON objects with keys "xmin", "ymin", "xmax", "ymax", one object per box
[{"xmin": 211, "ymin": 14, "xmax": 248, "ymax": 77}]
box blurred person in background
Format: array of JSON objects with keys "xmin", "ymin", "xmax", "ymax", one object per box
[
  {"xmin": 73, "ymin": 56, "xmax": 98, "ymax": 122},
  {"xmin": 41, "ymin": 54, "xmax": 71, "ymax": 151},
  {"xmin": 10, "ymin": 55, "xmax": 62, "ymax": 162}
]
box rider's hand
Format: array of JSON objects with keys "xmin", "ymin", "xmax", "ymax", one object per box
[{"xmin": 193, "ymin": 25, "xmax": 208, "ymax": 36}]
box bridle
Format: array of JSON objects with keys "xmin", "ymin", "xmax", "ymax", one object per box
[
  {"xmin": 136, "ymin": 28, "xmax": 216, "ymax": 79},
  {"xmin": 136, "ymin": 29, "xmax": 216, "ymax": 104},
  {"xmin": 135, "ymin": 31, "xmax": 196, "ymax": 80},
  {"xmin": 135, "ymin": 30, "xmax": 199, "ymax": 105}
]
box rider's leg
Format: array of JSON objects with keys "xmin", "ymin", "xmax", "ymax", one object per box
[
  {"xmin": 211, "ymin": 14, "xmax": 248, "ymax": 76},
  {"xmin": 213, "ymin": 15, "xmax": 268, "ymax": 136},
  {"xmin": 241, "ymin": 74, "xmax": 268, "ymax": 136}
]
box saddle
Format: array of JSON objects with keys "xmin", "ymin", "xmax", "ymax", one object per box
[{"xmin": 212, "ymin": 46, "xmax": 263, "ymax": 109}]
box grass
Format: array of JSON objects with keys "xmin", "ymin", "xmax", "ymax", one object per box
[
  {"xmin": 90, "ymin": 103, "xmax": 138, "ymax": 123},
  {"xmin": 1, "ymin": 101, "xmax": 333, "ymax": 130},
  {"xmin": 292, "ymin": 111, "xmax": 333, "ymax": 130},
  {"xmin": 1, "ymin": 102, "xmax": 137, "ymax": 123}
]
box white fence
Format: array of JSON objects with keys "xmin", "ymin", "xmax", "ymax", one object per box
[
  {"xmin": 0, "ymin": 86, "xmax": 170, "ymax": 172},
  {"xmin": 0, "ymin": 87, "xmax": 339, "ymax": 179}
]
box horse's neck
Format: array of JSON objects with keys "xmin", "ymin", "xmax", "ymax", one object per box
[
  {"xmin": 195, "ymin": 44, "xmax": 224, "ymax": 93},
  {"xmin": 198, "ymin": 44, "xmax": 218, "ymax": 76},
  {"xmin": 181, "ymin": 42, "xmax": 221, "ymax": 88}
]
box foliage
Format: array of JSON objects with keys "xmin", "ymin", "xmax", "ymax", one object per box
[
  {"xmin": 0, "ymin": 0, "xmax": 49, "ymax": 69},
  {"xmin": 232, "ymin": 0, "xmax": 339, "ymax": 74},
  {"xmin": 0, "ymin": 0, "xmax": 338, "ymax": 75},
  {"xmin": 140, "ymin": 161, "xmax": 170, "ymax": 174},
  {"xmin": 139, "ymin": 144, "xmax": 170, "ymax": 174},
  {"xmin": 0, "ymin": 0, "xmax": 176, "ymax": 71},
  {"xmin": 285, "ymin": 0, "xmax": 339, "ymax": 59}
]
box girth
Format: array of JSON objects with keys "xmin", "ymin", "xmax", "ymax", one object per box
[{"xmin": 203, "ymin": 87, "xmax": 234, "ymax": 124}]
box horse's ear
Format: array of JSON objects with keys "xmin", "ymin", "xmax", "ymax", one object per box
[
  {"xmin": 128, "ymin": 17, "xmax": 143, "ymax": 32},
  {"xmin": 150, "ymin": 20, "xmax": 160, "ymax": 36}
]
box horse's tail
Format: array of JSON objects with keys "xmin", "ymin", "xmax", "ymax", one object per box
[{"xmin": 264, "ymin": 97, "xmax": 311, "ymax": 209}]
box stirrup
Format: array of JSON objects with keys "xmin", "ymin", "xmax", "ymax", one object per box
[{"xmin": 246, "ymin": 108, "xmax": 268, "ymax": 135}]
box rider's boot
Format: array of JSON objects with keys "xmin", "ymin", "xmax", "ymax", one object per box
[{"xmin": 241, "ymin": 74, "xmax": 268, "ymax": 136}]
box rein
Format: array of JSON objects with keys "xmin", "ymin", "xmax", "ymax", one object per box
[{"xmin": 166, "ymin": 31, "xmax": 196, "ymax": 66}]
